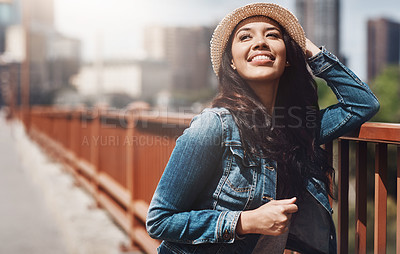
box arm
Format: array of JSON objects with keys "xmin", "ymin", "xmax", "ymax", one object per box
[
  {"xmin": 146, "ymin": 111, "xmax": 241, "ymax": 244},
  {"xmin": 306, "ymin": 40, "xmax": 380, "ymax": 144}
]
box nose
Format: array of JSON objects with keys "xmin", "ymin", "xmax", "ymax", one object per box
[{"xmin": 252, "ymin": 38, "xmax": 269, "ymax": 50}]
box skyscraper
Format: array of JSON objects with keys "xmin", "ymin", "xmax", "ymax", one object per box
[
  {"xmin": 367, "ymin": 18, "xmax": 400, "ymax": 81},
  {"xmin": 0, "ymin": 0, "xmax": 20, "ymax": 52},
  {"xmin": 0, "ymin": 0, "xmax": 81, "ymax": 105},
  {"xmin": 144, "ymin": 25, "xmax": 215, "ymax": 97},
  {"xmin": 295, "ymin": 0, "xmax": 341, "ymax": 57}
]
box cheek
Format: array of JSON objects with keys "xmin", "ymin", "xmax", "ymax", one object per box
[
  {"xmin": 231, "ymin": 42, "xmax": 249, "ymax": 64},
  {"xmin": 231, "ymin": 49, "xmax": 243, "ymax": 65},
  {"xmin": 276, "ymin": 46, "xmax": 287, "ymax": 67},
  {"xmin": 276, "ymin": 43, "xmax": 287, "ymax": 60}
]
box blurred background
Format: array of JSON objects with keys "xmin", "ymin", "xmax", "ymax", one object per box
[
  {"xmin": 0, "ymin": 0, "xmax": 400, "ymax": 253},
  {"xmin": 0, "ymin": 0, "xmax": 399, "ymax": 114}
]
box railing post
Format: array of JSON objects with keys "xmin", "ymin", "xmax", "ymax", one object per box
[
  {"xmin": 50, "ymin": 111, "xmax": 55, "ymax": 141},
  {"xmin": 92, "ymin": 107, "xmax": 101, "ymax": 205},
  {"xmin": 338, "ymin": 139, "xmax": 349, "ymax": 254},
  {"xmin": 75, "ymin": 108, "xmax": 84, "ymax": 160},
  {"xmin": 64, "ymin": 111, "xmax": 70, "ymax": 153},
  {"xmin": 324, "ymin": 141, "xmax": 334, "ymax": 207},
  {"xmin": 355, "ymin": 141, "xmax": 367, "ymax": 254},
  {"xmin": 70, "ymin": 108, "xmax": 83, "ymax": 157},
  {"xmin": 67, "ymin": 112, "xmax": 73, "ymax": 151},
  {"xmin": 126, "ymin": 112, "xmax": 137, "ymax": 246},
  {"xmin": 397, "ymin": 145, "xmax": 400, "ymax": 254},
  {"xmin": 374, "ymin": 143, "xmax": 387, "ymax": 254}
]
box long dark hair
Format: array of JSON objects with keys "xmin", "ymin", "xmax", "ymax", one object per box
[{"xmin": 212, "ymin": 20, "xmax": 333, "ymax": 199}]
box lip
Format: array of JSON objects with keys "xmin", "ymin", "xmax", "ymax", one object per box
[{"xmin": 247, "ymin": 51, "xmax": 275, "ymax": 63}]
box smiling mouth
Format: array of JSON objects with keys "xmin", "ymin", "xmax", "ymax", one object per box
[{"xmin": 249, "ymin": 54, "xmax": 275, "ymax": 62}]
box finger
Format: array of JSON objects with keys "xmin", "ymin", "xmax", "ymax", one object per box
[
  {"xmin": 275, "ymin": 197, "xmax": 297, "ymax": 205},
  {"xmin": 283, "ymin": 204, "xmax": 298, "ymax": 214},
  {"xmin": 281, "ymin": 225, "xmax": 290, "ymax": 234}
]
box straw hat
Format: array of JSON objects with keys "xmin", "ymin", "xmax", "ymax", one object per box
[{"xmin": 210, "ymin": 3, "xmax": 306, "ymax": 76}]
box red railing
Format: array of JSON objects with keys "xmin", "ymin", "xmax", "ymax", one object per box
[
  {"xmin": 334, "ymin": 123, "xmax": 400, "ymax": 253},
  {"xmin": 25, "ymin": 106, "xmax": 193, "ymax": 253},
  {"xmin": 19, "ymin": 107, "xmax": 400, "ymax": 253}
]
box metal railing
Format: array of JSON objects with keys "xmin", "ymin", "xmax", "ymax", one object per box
[
  {"xmin": 18, "ymin": 107, "xmax": 400, "ymax": 254},
  {"xmin": 23, "ymin": 106, "xmax": 193, "ymax": 253},
  {"xmin": 333, "ymin": 123, "xmax": 400, "ymax": 253}
]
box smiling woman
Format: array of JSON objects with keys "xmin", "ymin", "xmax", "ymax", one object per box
[
  {"xmin": 230, "ymin": 16, "xmax": 287, "ymax": 109},
  {"xmin": 146, "ymin": 2, "xmax": 380, "ymax": 254}
]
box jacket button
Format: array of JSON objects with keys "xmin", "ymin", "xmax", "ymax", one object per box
[
  {"xmin": 263, "ymin": 196, "xmax": 273, "ymax": 201},
  {"xmin": 265, "ymin": 166, "xmax": 274, "ymax": 171},
  {"xmin": 223, "ymin": 231, "xmax": 230, "ymax": 240},
  {"xmin": 330, "ymin": 234, "xmax": 334, "ymax": 240}
]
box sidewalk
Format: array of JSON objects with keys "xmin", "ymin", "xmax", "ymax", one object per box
[
  {"xmin": 0, "ymin": 111, "xmax": 137, "ymax": 254},
  {"xmin": 0, "ymin": 116, "xmax": 67, "ymax": 253}
]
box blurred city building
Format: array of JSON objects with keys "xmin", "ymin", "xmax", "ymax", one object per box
[
  {"xmin": 71, "ymin": 59, "xmax": 143, "ymax": 107},
  {"xmin": 28, "ymin": 0, "xmax": 81, "ymax": 105},
  {"xmin": 0, "ymin": 0, "xmax": 21, "ymax": 108},
  {"xmin": 0, "ymin": 0, "xmax": 20, "ymax": 52},
  {"xmin": 367, "ymin": 17, "xmax": 400, "ymax": 81},
  {"xmin": 139, "ymin": 59, "xmax": 171, "ymax": 103},
  {"xmin": 143, "ymin": 25, "xmax": 217, "ymax": 109},
  {"xmin": 0, "ymin": 0, "xmax": 81, "ymax": 107},
  {"xmin": 295, "ymin": 0, "xmax": 341, "ymax": 58},
  {"xmin": 71, "ymin": 56, "xmax": 171, "ymax": 108},
  {"xmin": 72, "ymin": 25, "xmax": 216, "ymax": 110},
  {"xmin": 72, "ymin": 60, "xmax": 141, "ymax": 98}
]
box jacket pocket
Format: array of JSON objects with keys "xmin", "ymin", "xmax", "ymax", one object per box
[{"xmin": 213, "ymin": 145, "xmax": 258, "ymax": 211}]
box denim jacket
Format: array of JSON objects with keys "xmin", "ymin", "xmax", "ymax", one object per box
[{"xmin": 146, "ymin": 48, "xmax": 379, "ymax": 254}]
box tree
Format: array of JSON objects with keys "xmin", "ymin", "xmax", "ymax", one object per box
[
  {"xmin": 316, "ymin": 77, "xmax": 338, "ymax": 109},
  {"xmin": 370, "ymin": 65, "xmax": 400, "ymax": 123}
]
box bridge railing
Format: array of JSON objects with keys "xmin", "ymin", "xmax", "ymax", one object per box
[
  {"xmin": 333, "ymin": 123, "xmax": 400, "ymax": 253},
  {"xmin": 25, "ymin": 106, "xmax": 192, "ymax": 253},
  {"xmin": 21, "ymin": 106, "xmax": 400, "ymax": 254}
]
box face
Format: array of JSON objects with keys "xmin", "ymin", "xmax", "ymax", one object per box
[{"xmin": 231, "ymin": 16, "xmax": 287, "ymax": 85}]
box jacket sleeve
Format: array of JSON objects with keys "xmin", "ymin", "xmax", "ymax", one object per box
[
  {"xmin": 146, "ymin": 110, "xmax": 241, "ymax": 244},
  {"xmin": 308, "ymin": 47, "xmax": 380, "ymax": 145}
]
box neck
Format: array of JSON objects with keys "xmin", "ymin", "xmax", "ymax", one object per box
[{"xmin": 247, "ymin": 79, "xmax": 279, "ymax": 114}]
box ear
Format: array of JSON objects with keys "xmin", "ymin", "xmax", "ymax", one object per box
[{"xmin": 230, "ymin": 60, "xmax": 237, "ymax": 70}]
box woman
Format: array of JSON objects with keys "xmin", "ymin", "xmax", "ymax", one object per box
[{"xmin": 146, "ymin": 3, "xmax": 379, "ymax": 254}]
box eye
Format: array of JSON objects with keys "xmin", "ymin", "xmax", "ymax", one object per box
[
  {"xmin": 239, "ymin": 33, "xmax": 251, "ymax": 41},
  {"xmin": 266, "ymin": 33, "xmax": 280, "ymax": 38}
]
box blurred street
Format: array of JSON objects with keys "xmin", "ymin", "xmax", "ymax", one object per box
[
  {"xmin": 0, "ymin": 110, "xmax": 139, "ymax": 254},
  {"xmin": 0, "ymin": 114, "xmax": 67, "ymax": 253}
]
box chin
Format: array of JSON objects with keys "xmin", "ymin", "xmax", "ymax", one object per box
[{"xmin": 249, "ymin": 74, "xmax": 279, "ymax": 82}]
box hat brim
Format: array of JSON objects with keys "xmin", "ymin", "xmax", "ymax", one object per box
[{"xmin": 210, "ymin": 3, "xmax": 306, "ymax": 76}]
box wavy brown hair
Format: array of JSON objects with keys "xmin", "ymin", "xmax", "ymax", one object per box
[{"xmin": 212, "ymin": 20, "xmax": 333, "ymax": 199}]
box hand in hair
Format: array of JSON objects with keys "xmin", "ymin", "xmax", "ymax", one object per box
[{"xmin": 236, "ymin": 197, "xmax": 298, "ymax": 236}]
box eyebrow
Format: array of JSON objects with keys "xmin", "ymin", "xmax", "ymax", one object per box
[{"xmin": 235, "ymin": 26, "xmax": 281, "ymax": 35}]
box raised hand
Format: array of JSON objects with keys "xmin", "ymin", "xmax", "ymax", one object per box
[{"xmin": 305, "ymin": 38, "xmax": 321, "ymax": 59}]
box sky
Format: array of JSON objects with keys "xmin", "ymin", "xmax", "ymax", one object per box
[{"xmin": 54, "ymin": 0, "xmax": 400, "ymax": 80}]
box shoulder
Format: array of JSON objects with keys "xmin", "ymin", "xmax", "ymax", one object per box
[
  {"xmin": 200, "ymin": 107, "xmax": 231, "ymax": 118},
  {"xmin": 182, "ymin": 107, "xmax": 233, "ymax": 143},
  {"xmin": 190, "ymin": 107, "xmax": 231, "ymax": 126},
  {"xmin": 181, "ymin": 108, "xmax": 223, "ymax": 140},
  {"xmin": 189, "ymin": 107, "xmax": 241, "ymax": 145}
]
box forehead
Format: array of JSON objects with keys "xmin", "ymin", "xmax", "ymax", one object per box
[{"xmin": 233, "ymin": 16, "xmax": 281, "ymax": 33}]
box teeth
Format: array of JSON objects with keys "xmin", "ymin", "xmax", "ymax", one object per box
[{"xmin": 252, "ymin": 55, "xmax": 272, "ymax": 61}]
